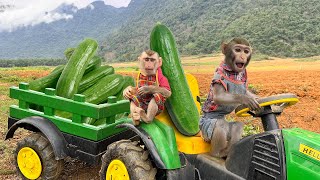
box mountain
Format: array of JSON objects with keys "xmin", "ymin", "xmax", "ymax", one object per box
[
  {"xmin": 105, "ymin": 0, "xmax": 320, "ymax": 61},
  {"xmin": 0, "ymin": 1, "xmax": 127, "ymax": 59},
  {"xmin": 1, "ymin": 0, "xmax": 320, "ymax": 61}
]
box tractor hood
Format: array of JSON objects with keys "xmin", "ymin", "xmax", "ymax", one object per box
[{"xmin": 282, "ymin": 128, "xmax": 320, "ymax": 180}]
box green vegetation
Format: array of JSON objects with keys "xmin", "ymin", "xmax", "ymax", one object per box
[
  {"xmin": 294, "ymin": 57, "xmax": 320, "ymax": 62},
  {"xmin": 1, "ymin": 0, "xmax": 320, "ymax": 62},
  {"xmin": 0, "ymin": 58, "xmax": 66, "ymax": 67},
  {"xmin": 104, "ymin": 0, "xmax": 320, "ymax": 61},
  {"xmin": 243, "ymin": 123, "xmax": 262, "ymax": 136}
]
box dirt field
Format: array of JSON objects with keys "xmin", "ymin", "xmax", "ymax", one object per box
[
  {"xmin": 0, "ymin": 55, "xmax": 319, "ymax": 179},
  {"xmin": 116, "ymin": 55, "xmax": 320, "ymax": 134}
]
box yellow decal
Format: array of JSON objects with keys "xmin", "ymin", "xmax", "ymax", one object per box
[{"xmin": 299, "ymin": 144, "xmax": 320, "ymax": 161}]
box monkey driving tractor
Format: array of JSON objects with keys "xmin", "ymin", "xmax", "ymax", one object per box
[{"xmin": 200, "ymin": 37, "xmax": 261, "ymax": 158}]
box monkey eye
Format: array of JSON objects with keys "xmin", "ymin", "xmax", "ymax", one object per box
[
  {"xmin": 235, "ymin": 48, "xmax": 241, "ymax": 52},
  {"xmin": 144, "ymin": 58, "xmax": 156, "ymax": 62},
  {"xmin": 244, "ymin": 49, "xmax": 250, "ymax": 54}
]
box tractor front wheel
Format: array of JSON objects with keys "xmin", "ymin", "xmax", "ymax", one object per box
[
  {"xmin": 14, "ymin": 133, "xmax": 63, "ymax": 180},
  {"xmin": 100, "ymin": 140, "xmax": 157, "ymax": 180}
]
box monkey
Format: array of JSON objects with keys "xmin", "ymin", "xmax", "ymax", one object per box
[
  {"xmin": 200, "ymin": 38, "xmax": 261, "ymax": 158},
  {"xmin": 123, "ymin": 50, "xmax": 171, "ymax": 125}
]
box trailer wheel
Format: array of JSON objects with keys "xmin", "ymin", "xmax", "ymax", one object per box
[
  {"xmin": 100, "ymin": 140, "xmax": 157, "ymax": 180},
  {"xmin": 14, "ymin": 133, "xmax": 63, "ymax": 180}
]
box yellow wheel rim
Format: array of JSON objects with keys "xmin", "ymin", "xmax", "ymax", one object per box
[
  {"xmin": 17, "ymin": 147, "xmax": 42, "ymax": 179},
  {"xmin": 236, "ymin": 97, "xmax": 299, "ymax": 117},
  {"xmin": 106, "ymin": 159, "xmax": 130, "ymax": 180}
]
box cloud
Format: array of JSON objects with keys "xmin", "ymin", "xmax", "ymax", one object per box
[{"xmin": 0, "ymin": 0, "xmax": 131, "ymax": 32}]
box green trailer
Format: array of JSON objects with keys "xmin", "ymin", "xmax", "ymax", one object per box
[{"xmin": 6, "ymin": 82, "xmax": 136, "ymax": 179}]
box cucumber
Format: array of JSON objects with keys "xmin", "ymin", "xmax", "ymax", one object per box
[
  {"xmin": 82, "ymin": 74, "xmax": 124, "ymax": 104},
  {"xmin": 56, "ymin": 38, "xmax": 98, "ymax": 99},
  {"xmin": 64, "ymin": 47, "xmax": 75, "ymax": 60},
  {"xmin": 115, "ymin": 75, "xmax": 135, "ymax": 101},
  {"xmin": 84, "ymin": 55, "xmax": 102, "ymax": 74},
  {"xmin": 29, "ymin": 65, "xmax": 65, "ymax": 92},
  {"xmin": 78, "ymin": 65, "xmax": 114, "ymax": 93},
  {"xmin": 115, "ymin": 75, "xmax": 135, "ymax": 120},
  {"xmin": 64, "ymin": 47, "xmax": 102, "ymax": 74},
  {"xmin": 150, "ymin": 23, "xmax": 200, "ymax": 136},
  {"xmin": 84, "ymin": 75, "xmax": 132, "ymax": 125}
]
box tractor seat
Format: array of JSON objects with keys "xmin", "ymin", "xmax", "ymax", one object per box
[{"xmin": 156, "ymin": 108, "xmax": 211, "ymax": 154}]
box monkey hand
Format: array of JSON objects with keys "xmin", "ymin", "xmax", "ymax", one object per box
[
  {"xmin": 123, "ymin": 86, "xmax": 136, "ymax": 99},
  {"xmin": 138, "ymin": 86, "xmax": 154, "ymax": 95},
  {"xmin": 240, "ymin": 95, "xmax": 261, "ymax": 111}
]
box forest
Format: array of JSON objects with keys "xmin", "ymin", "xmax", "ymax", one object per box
[{"xmin": 0, "ymin": 0, "xmax": 319, "ymax": 64}]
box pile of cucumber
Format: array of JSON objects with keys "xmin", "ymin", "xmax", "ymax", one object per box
[{"xmin": 29, "ymin": 38, "xmax": 135, "ymax": 106}]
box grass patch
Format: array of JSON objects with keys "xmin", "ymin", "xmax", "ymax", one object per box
[
  {"xmin": 114, "ymin": 66, "xmax": 138, "ymax": 72},
  {"xmin": 248, "ymin": 84, "xmax": 263, "ymax": 94},
  {"xmin": 252, "ymin": 53, "xmax": 272, "ymax": 61},
  {"xmin": 294, "ymin": 57, "xmax": 320, "ymax": 62},
  {"xmin": 0, "ymin": 66, "xmax": 52, "ymax": 71},
  {"xmin": 182, "ymin": 61, "xmax": 216, "ymax": 66}
]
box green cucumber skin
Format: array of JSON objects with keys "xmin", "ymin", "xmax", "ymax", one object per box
[
  {"xmin": 84, "ymin": 55, "xmax": 102, "ymax": 74},
  {"xmin": 115, "ymin": 75, "xmax": 135, "ymax": 101},
  {"xmin": 78, "ymin": 65, "xmax": 114, "ymax": 93},
  {"xmin": 64, "ymin": 48, "xmax": 102, "ymax": 74},
  {"xmin": 56, "ymin": 38, "xmax": 98, "ymax": 99},
  {"xmin": 150, "ymin": 23, "xmax": 200, "ymax": 136},
  {"xmin": 29, "ymin": 65, "xmax": 65, "ymax": 92},
  {"xmin": 114, "ymin": 75, "xmax": 135, "ymax": 120},
  {"xmin": 82, "ymin": 74, "xmax": 124, "ymax": 104},
  {"xmin": 64, "ymin": 47, "xmax": 75, "ymax": 60}
]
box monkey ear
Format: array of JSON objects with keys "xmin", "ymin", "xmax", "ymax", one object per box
[
  {"xmin": 221, "ymin": 43, "xmax": 228, "ymax": 55},
  {"xmin": 158, "ymin": 57, "xmax": 163, "ymax": 67}
]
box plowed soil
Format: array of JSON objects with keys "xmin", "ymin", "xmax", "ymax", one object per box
[{"xmin": 116, "ymin": 55, "xmax": 320, "ymax": 134}]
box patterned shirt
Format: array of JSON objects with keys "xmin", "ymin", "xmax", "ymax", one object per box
[{"xmin": 202, "ymin": 61, "xmax": 247, "ymax": 113}]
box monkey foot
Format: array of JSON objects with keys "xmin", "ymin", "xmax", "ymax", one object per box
[{"xmin": 132, "ymin": 107, "xmax": 143, "ymax": 125}]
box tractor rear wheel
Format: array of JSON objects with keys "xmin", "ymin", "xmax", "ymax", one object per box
[
  {"xmin": 100, "ymin": 139, "xmax": 157, "ymax": 180},
  {"xmin": 14, "ymin": 133, "xmax": 63, "ymax": 180}
]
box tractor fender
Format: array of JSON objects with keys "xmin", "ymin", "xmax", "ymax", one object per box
[
  {"xmin": 5, "ymin": 116, "xmax": 68, "ymax": 160},
  {"xmin": 117, "ymin": 123, "xmax": 166, "ymax": 169}
]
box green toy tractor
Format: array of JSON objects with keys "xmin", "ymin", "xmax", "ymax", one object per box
[
  {"xmin": 97, "ymin": 80, "xmax": 320, "ymax": 180},
  {"xmin": 5, "ymin": 72, "xmax": 320, "ymax": 180}
]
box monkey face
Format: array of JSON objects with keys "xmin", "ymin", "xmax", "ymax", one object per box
[
  {"xmin": 229, "ymin": 44, "xmax": 251, "ymax": 72},
  {"xmin": 139, "ymin": 52, "xmax": 161, "ymax": 76}
]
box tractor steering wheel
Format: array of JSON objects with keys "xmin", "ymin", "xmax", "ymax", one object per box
[{"xmin": 235, "ymin": 93, "xmax": 299, "ymax": 117}]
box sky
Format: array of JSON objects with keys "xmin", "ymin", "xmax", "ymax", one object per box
[{"xmin": 0, "ymin": 0, "xmax": 131, "ymax": 32}]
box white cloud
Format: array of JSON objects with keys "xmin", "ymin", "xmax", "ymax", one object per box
[{"xmin": 0, "ymin": 0, "xmax": 131, "ymax": 32}]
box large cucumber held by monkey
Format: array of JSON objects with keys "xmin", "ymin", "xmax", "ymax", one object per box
[
  {"xmin": 56, "ymin": 38, "xmax": 98, "ymax": 99},
  {"xmin": 150, "ymin": 23, "xmax": 200, "ymax": 136}
]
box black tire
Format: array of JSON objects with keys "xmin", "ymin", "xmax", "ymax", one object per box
[
  {"xmin": 100, "ymin": 139, "xmax": 157, "ymax": 180},
  {"xmin": 14, "ymin": 133, "xmax": 64, "ymax": 180}
]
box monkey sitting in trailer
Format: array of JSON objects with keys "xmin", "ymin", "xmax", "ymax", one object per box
[
  {"xmin": 200, "ymin": 38, "xmax": 261, "ymax": 158},
  {"xmin": 123, "ymin": 50, "xmax": 171, "ymax": 126}
]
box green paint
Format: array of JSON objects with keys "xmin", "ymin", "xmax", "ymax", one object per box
[
  {"xmin": 140, "ymin": 119, "xmax": 181, "ymax": 169},
  {"xmin": 10, "ymin": 85, "xmax": 129, "ymax": 119},
  {"xmin": 282, "ymin": 128, "xmax": 320, "ymax": 180},
  {"xmin": 9, "ymin": 83, "xmax": 132, "ymax": 141}
]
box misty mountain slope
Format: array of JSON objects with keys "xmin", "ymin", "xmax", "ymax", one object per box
[
  {"xmin": 0, "ymin": 0, "xmax": 320, "ymax": 60},
  {"xmin": 0, "ymin": 1, "xmax": 126, "ymax": 58}
]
